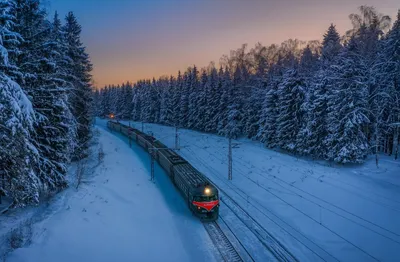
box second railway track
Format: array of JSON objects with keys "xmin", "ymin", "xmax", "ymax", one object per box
[{"xmin": 220, "ymin": 190, "xmax": 299, "ymax": 262}]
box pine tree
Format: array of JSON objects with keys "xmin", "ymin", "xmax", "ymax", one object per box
[
  {"xmin": 152, "ymin": 78, "xmax": 161, "ymax": 123},
  {"xmin": 64, "ymin": 12, "xmax": 93, "ymax": 160},
  {"xmin": 257, "ymin": 62, "xmax": 282, "ymax": 148},
  {"xmin": 0, "ymin": 0, "xmax": 39, "ymax": 206},
  {"xmin": 297, "ymin": 25, "xmax": 342, "ymax": 157},
  {"xmin": 195, "ymin": 69, "xmax": 207, "ymax": 131},
  {"xmin": 380, "ymin": 10, "xmax": 400, "ymax": 158},
  {"xmin": 321, "ymin": 24, "xmax": 342, "ymax": 63},
  {"xmin": 32, "ymin": 11, "xmax": 75, "ymax": 190},
  {"xmin": 324, "ymin": 42, "xmax": 370, "ymax": 163},
  {"xmin": 276, "ymin": 68, "xmax": 306, "ymax": 152},
  {"xmin": 225, "ymin": 66, "xmax": 242, "ymax": 139},
  {"xmin": 122, "ymin": 83, "xmax": 133, "ymax": 119},
  {"xmin": 171, "ymin": 71, "xmax": 182, "ymax": 126},
  {"xmin": 204, "ymin": 66, "xmax": 219, "ymax": 133},
  {"xmin": 216, "ymin": 67, "xmax": 231, "ymax": 136},
  {"xmin": 187, "ymin": 65, "xmax": 199, "ymax": 129},
  {"xmin": 100, "ymin": 86, "xmax": 110, "ymax": 117},
  {"xmin": 10, "ymin": 1, "xmax": 71, "ymax": 191},
  {"xmin": 115, "ymin": 84, "xmax": 125, "ymax": 118},
  {"xmin": 131, "ymin": 84, "xmax": 142, "ymax": 121},
  {"xmin": 245, "ymin": 51, "xmax": 267, "ymax": 139},
  {"xmin": 160, "ymin": 76, "xmax": 174, "ymax": 125},
  {"xmin": 165, "ymin": 76, "xmax": 175, "ymax": 125},
  {"xmin": 179, "ymin": 69, "xmax": 190, "ymax": 127},
  {"xmin": 0, "ymin": 0, "xmax": 22, "ymax": 81}
]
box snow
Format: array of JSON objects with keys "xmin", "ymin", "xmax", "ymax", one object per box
[
  {"xmin": 3, "ymin": 125, "xmax": 216, "ymax": 262},
  {"xmin": 119, "ymin": 119, "xmax": 400, "ymax": 262}
]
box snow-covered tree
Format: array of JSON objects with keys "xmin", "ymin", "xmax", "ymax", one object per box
[
  {"xmin": 379, "ymin": 10, "xmax": 400, "ymax": 159},
  {"xmin": 321, "ymin": 24, "xmax": 342, "ymax": 63},
  {"xmin": 171, "ymin": 71, "xmax": 182, "ymax": 126},
  {"xmin": 195, "ymin": 69, "xmax": 207, "ymax": 131},
  {"xmin": 160, "ymin": 76, "xmax": 174, "ymax": 125},
  {"xmin": 244, "ymin": 48, "xmax": 267, "ymax": 139},
  {"xmin": 276, "ymin": 68, "xmax": 306, "ymax": 152},
  {"xmin": 64, "ymin": 12, "xmax": 93, "ymax": 160},
  {"xmin": 204, "ymin": 66, "xmax": 219, "ymax": 133},
  {"xmin": 216, "ymin": 67, "xmax": 231, "ymax": 136},
  {"xmin": 324, "ymin": 42, "xmax": 370, "ymax": 163},
  {"xmin": 296, "ymin": 25, "xmax": 341, "ymax": 157},
  {"xmin": 187, "ymin": 65, "xmax": 199, "ymax": 129},
  {"xmin": 0, "ymin": 0, "xmax": 39, "ymax": 206},
  {"xmin": 225, "ymin": 66, "xmax": 243, "ymax": 139},
  {"xmin": 257, "ymin": 70, "xmax": 280, "ymax": 148},
  {"xmin": 0, "ymin": 77, "xmax": 39, "ymax": 206},
  {"xmin": 179, "ymin": 69, "xmax": 190, "ymax": 128}
]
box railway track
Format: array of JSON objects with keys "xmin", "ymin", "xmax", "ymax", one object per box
[
  {"xmin": 220, "ymin": 191, "xmax": 298, "ymax": 262},
  {"xmin": 203, "ymin": 221, "xmax": 244, "ymax": 262}
]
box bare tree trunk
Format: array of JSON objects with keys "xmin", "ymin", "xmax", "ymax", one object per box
[
  {"xmin": 393, "ymin": 126, "xmax": 399, "ymax": 160},
  {"xmin": 374, "ymin": 123, "xmax": 379, "ymax": 167},
  {"xmin": 385, "ymin": 135, "xmax": 389, "ymax": 155}
]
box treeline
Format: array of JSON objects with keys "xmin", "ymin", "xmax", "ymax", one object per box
[
  {"xmin": 95, "ymin": 6, "xmax": 400, "ymax": 164},
  {"xmin": 0, "ymin": 0, "xmax": 93, "ymax": 207}
]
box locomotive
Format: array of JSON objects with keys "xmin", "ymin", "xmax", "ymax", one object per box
[{"xmin": 107, "ymin": 121, "xmax": 219, "ymax": 221}]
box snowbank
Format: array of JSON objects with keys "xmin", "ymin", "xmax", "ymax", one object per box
[{"xmin": 4, "ymin": 126, "xmax": 216, "ymax": 262}]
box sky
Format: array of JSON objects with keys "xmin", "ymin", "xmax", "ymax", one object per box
[{"xmin": 46, "ymin": 0, "xmax": 399, "ymax": 88}]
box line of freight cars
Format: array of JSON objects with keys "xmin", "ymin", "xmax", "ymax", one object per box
[{"xmin": 107, "ymin": 121, "xmax": 219, "ymax": 221}]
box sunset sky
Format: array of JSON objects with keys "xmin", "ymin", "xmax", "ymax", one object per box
[{"xmin": 47, "ymin": 0, "xmax": 399, "ymax": 88}]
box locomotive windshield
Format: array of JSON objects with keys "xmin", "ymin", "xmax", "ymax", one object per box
[{"xmin": 193, "ymin": 195, "xmax": 218, "ymax": 202}]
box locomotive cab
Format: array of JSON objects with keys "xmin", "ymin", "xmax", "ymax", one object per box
[{"xmin": 190, "ymin": 184, "xmax": 219, "ymax": 221}]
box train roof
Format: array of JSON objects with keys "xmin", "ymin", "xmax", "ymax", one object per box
[
  {"xmin": 109, "ymin": 121, "xmax": 217, "ymax": 195},
  {"xmin": 173, "ymin": 163, "xmax": 214, "ymax": 189}
]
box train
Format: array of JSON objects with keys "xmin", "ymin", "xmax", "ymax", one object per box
[{"xmin": 107, "ymin": 121, "xmax": 219, "ymax": 221}]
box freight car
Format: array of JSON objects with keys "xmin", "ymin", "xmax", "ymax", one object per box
[{"xmin": 107, "ymin": 121, "xmax": 219, "ymax": 221}]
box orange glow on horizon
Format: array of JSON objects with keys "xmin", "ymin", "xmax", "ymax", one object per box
[{"xmin": 71, "ymin": 1, "xmax": 399, "ymax": 88}]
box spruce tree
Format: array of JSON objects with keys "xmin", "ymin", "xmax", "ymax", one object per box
[
  {"xmin": 225, "ymin": 66, "xmax": 242, "ymax": 139},
  {"xmin": 187, "ymin": 65, "xmax": 199, "ymax": 129},
  {"xmin": 380, "ymin": 10, "xmax": 400, "ymax": 158},
  {"xmin": 321, "ymin": 24, "xmax": 342, "ymax": 63},
  {"xmin": 298, "ymin": 24, "xmax": 342, "ymax": 157},
  {"xmin": 245, "ymin": 52, "xmax": 267, "ymax": 139},
  {"xmin": 196, "ymin": 69, "xmax": 207, "ymax": 131},
  {"xmin": 204, "ymin": 66, "xmax": 219, "ymax": 133},
  {"xmin": 64, "ymin": 11, "xmax": 93, "ymax": 160},
  {"xmin": 324, "ymin": 41, "xmax": 370, "ymax": 163},
  {"xmin": 258, "ymin": 64, "xmax": 281, "ymax": 147},
  {"xmin": 216, "ymin": 67, "xmax": 231, "ymax": 136},
  {"xmin": 0, "ymin": 0, "xmax": 39, "ymax": 206},
  {"xmin": 276, "ymin": 68, "xmax": 306, "ymax": 152},
  {"xmin": 179, "ymin": 69, "xmax": 190, "ymax": 128}
]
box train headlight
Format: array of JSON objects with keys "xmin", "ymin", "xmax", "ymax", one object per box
[{"xmin": 205, "ymin": 188, "xmax": 210, "ymax": 194}]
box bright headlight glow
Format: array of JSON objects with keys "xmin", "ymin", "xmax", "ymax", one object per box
[{"xmin": 205, "ymin": 188, "xmax": 210, "ymax": 194}]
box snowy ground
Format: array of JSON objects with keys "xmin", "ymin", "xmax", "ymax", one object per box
[
  {"xmin": 120, "ymin": 120, "xmax": 400, "ymax": 262},
  {"xmin": 1, "ymin": 126, "xmax": 217, "ymax": 262}
]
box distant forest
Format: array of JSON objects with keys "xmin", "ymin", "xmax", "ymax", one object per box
[
  {"xmin": 0, "ymin": 0, "xmax": 93, "ymax": 207},
  {"xmin": 95, "ymin": 6, "xmax": 400, "ymax": 165}
]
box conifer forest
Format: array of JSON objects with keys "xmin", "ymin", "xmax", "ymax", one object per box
[
  {"xmin": 0, "ymin": 0, "xmax": 93, "ymax": 207},
  {"xmin": 95, "ymin": 7, "xmax": 400, "ymax": 165}
]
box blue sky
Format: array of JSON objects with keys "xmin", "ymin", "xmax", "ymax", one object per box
[{"xmin": 45, "ymin": 0, "xmax": 399, "ymax": 87}]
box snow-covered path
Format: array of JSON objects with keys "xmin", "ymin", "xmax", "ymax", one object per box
[
  {"xmin": 6, "ymin": 126, "xmax": 216, "ymax": 262},
  {"xmin": 120, "ymin": 120, "xmax": 400, "ymax": 262}
]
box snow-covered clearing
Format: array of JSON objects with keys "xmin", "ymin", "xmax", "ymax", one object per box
[
  {"xmin": 120, "ymin": 120, "xmax": 400, "ymax": 262},
  {"xmin": 1, "ymin": 126, "xmax": 216, "ymax": 262}
]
